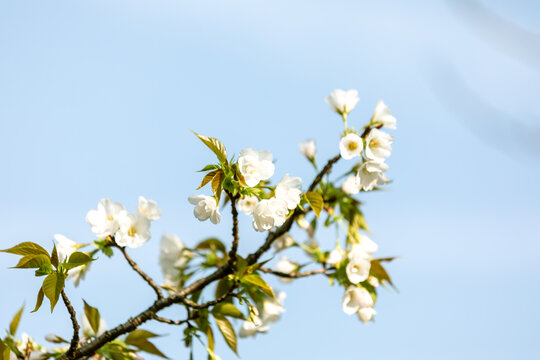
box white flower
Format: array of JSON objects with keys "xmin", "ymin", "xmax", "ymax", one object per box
[
  {"xmin": 86, "ymin": 198, "xmax": 125, "ymax": 238},
  {"xmin": 15, "ymin": 334, "xmax": 48, "ymax": 360},
  {"xmin": 136, "ymin": 196, "xmax": 162, "ymax": 221},
  {"xmin": 356, "ymin": 160, "xmax": 388, "ymax": 191},
  {"xmin": 273, "ymin": 233, "xmax": 295, "ymax": 252},
  {"xmin": 81, "ymin": 313, "xmax": 107, "ymax": 337},
  {"xmin": 372, "ymin": 99, "xmax": 396, "ymax": 129},
  {"xmin": 342, "ymin": 175, "xmax": 361, "ymax": 195},
  {"xmin": 365, "ymin": 129, "xmax": 393, "ymax": 162},
  {"xmin": 237, "ymin": 195, "xmax": 258, "ymax": 216},
  {"xmin": 238, "ymin": 148, "xmax": 275, "ymax": 187},
  {"xmin": 342, "ymin": 286, "xmax": 373, "ymax": 315},
  {"xmin": 353, "ymin": 235, "xmax": 378, "ymax": 256},
  {"xmin": 368, "ymin": 276, "xmax": 380, "ymax": 288},
  {"xmin": 327, "ymin": 247, "xmax": 345, "ymax": 266},
  {"xmin": 53, "ymin": 234, "xmax": 90, "ymax": 287},
  {"xmin": 275, "ymin": 256, "xmax": 297, "ymax": 284},
  {"xmin": 339, "ymin": 133, "xmax": 363, "ymax": 160},
  {"xmin": 115, "ymin": 212, "xmax": 151, "ymax": 248},
  {"xmin": 275, "ymin": 174, "xmax": 303, "ymax": 210},
  {"xmin": 325, "ymin": 89, "xmax": 360, "ymax": 115},
  {"xmin": 188, "ymin": 195, "xmax": 221, "ymax": 224},
  {"xmin": 238, "ymin": 320, "xmax": 269, "ymax": 338},
  {"xmin": 159, "ymin": 233, "xmax": 190, "ymax": 289},
  {"xmin": 299, "ymin": 140, "xmax": 316, "ymax": 160},
  {"xmin": 262, "ymin": 291, "xmax": 286, "ymax": 323},
  {"xmin": 358, "ymin": 307, "xmax": 377, "ymax": 323},
  {"xmin": 346, "ymin": 256, "xmax": 371, "ymax": 284},
  {"xmin": 252, "ymin": 198, "xmax": 288, "ymax": 232}
]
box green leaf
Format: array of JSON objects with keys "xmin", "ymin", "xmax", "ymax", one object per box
[
  {"xmin": 215, "ymin": 278, "xmax": 233, "ymax": 299},
  {"xmin": 213, "ymin": 314, "xmax": 237, "ymax": 355},
  {"xmin": 212, "ymin": 303, "xmax": 245, "ymax": 320},
  {"xmin": 125, "ymin": 329, "xmax": 159, "ymax": 342},
  {"xmin": 83, "ymin": 300, "xmax": 101, "ymax": 336},
  {"xmin": 242, "ymin": 273, "xmax": 275, "ymax": 300},
  {"xmin": 9, "ymin": 304, "xmax": 24, "ymax": 336},
  {"xmin": 211, "ymin": 170, "xmax": 225, "ymax": 205},
  {"xmin": 0, "ymin": 339, "xmax": 8, "ymax": 360},
  {"xmin": 42, "ymin": 272, "xmax": 66, "ymax": 312},
  {"xmin": 35, "ymin": 263, "xmax": 53, "ymax": 277},
  {"xmin": 197, "ymin": 170, "xmax": 219, "ymax": 190},
  {"xmin": 192, "ymin": 131, "xmax": 228, "ymax": 165},
  {"xmin": 64, "ymin": 252, "xmax": 92, "ymax": 269},
  {"xmin": 305, "ymin": 192, "xmax": 324, "ymax": 218},
  {"xmin": 199, "ymin": 164, "xmax": 220, "ymax": 172},
  {"xmin": 31, "ymin": 287, "xmax": 45, "ymax": 313},
  {"xmin": 1, "ymin": 242, "xmax": 50, "ymax": 257},
  {"xmin": 125, "ymin": 330, "xmax": 167, "ymax": 359},
  {"xmin": 51, "ymin": 245, "xmax": 59, "ymax": 269},
  {"xmin": 370, "ymin": 260, "xmax": 394, "ymax": 287},
  {"xmin": 195, "ymin": 238, "xmax": 226, "ymax": 254},
  {"xmin": 12, "ymin": 254, "xmax": 51, "ymax": 269}
]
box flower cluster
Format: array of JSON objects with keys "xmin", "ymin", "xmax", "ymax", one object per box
[
  {"xmin": 158, "ymin": 233, "xmax": 193, "ymax": 291},
  {"xmin": 86, "ymin": 196, "xmax": 161, "ymax": 248},
  {"xmin": 326, "ymin": 89, "xmax": 396, "ymax": 193}
]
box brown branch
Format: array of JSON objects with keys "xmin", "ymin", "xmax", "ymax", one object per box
[
  {"xmin": 259, "ymin": 267, "xmax": 332, "ymax": 279},
  {"xmin": 61, "ymin": 290, "xmax": 80, "ymax": 360},
  {"xmin": 58, "ymin": 154, "xmax": 341, "ymax": 360},
  {"xmin": 153, "ymin": 314, "xmax": 197, "ymax": 326},
  {"xmin": 227, "ymin": 192, "xmax": 240, "ymax": 268},
  {"xmin": 113, "ymin": 242, "xmax": 164, "ymax": 299}
]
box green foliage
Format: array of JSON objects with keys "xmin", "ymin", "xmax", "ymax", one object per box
[
  {"xmin": 192, "ymin": 131, "xmax": 228, "ymax": 165},
  {"xmin": 213, "ymin": 314, "xmax": 237, "ymax": 355},
  {"xmin": 242, "ymin": 273, "xmax": 275, "ymax": 300},
  {"xmin": 1, "ymin": 242, "xmax": 50, "ymax": 258},
  {"xmin": 83, "ymin": 300, "xmax": 101, "ymax": 336},
  {"xmin": 125, "ymin": 330, "xmax": 167, "ymax": 358},
  {"xmin": 42, "ymin": 272, "xmax": 66, "ymax": 312},
  {"xmin": 9, "ymin": 305, "xmax": 24, "ymax": 336},
  {"xmin": 31, "ymin": 288, "xmax": 44, "ymax": 313},
  {"xmin": 212, "ymin": 303, "xmax": 245, "ymax": 320},
  {"xmin": 305, "ymin": 192, "xmax": 324, "ymax": 218},
  {"xmin": 63, "ymin": 252, "xmax": 93, "ymax": 270}
]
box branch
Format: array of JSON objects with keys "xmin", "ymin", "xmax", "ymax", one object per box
[
  {"xmin": 259, "ymin": 267, "xmax": 332, "ymax": 279},
  {"xmin": 227, "ymin": 192, "xmax": 240, "ymax": 268},
  {"xmin": 153, "ymin": 313, "xmax": 197, "ymax": 326},
  {"xmin": 58, "ymin": 154, "xmax": 341, "ymax": 360},
  {"xmin": 113, "ymin": 242, "xmax": 164, "ymax": 299},
  {"xmin": 61, "ymin": 290, "xmax": 80, "ymax": 360}
]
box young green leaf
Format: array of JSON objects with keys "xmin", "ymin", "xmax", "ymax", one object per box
[
  {"xmin": 12, "ymin": 254, "xmax": 51, "ymax": 269},
  {"xmin": 370, "ymin": 260, "xmax": 394, "ymax": 287},
  {"xmin": 206, "ymin": 325, "xmax": 215, "ymax": 353},
  {"xmin": 51, "ymin": 245, "xmax": 59, "ymax": 269},
  {"xmin": 213, "ymin": 314, "xmax": 237, "ymax": 355},
  {"xmin": 242, "ymin": 273, "xmax": 275, "ymax": 300},
  {"xmin": 64, "ymin": 252, "xmax": 92, "ymax": 270},
  {"xmin": 305, "ymin": 192, "xmax": 324, "ymax": 218},
  {"xmin": 125, "ymin": 330, "xmax": 167, "ymax": 359},
  {"xmin": 212, "ymin": 303, "xmax": 245, "ymax": 320},
  {"xmin": 9, "ymin": 304, "xmax": 24, "ymax": 336},
  {"xmin": 197, "ymin": 170, "xmax": 219, "ymax": 190},
  {"xmin": 31, "ymin": 287, "xmax": 45, "ymax": 313},
  {"xmin": 192, "ymin": 131, "xmax": 228, "ymax": 165},
  {"xmin": 199, "ymin": 164, "xmax": 220, "ymax": 172},
  {"xmin": 83, "ymin": 300, "xmax": 101, "ymax": 336},
  {"xmin": 211, "ymin": 170, "xmax": 225, "ymax": 205},
  {"xmin": 195, "ymin": 238, "xmax": 226, "ymax": 254},
  {"xmin": 1, "ymin": 242, "xmax": 50, "ymax": 258},
  {"xmin": 42, "ymin": 272, "xmax": 66, "ymax": 312}
]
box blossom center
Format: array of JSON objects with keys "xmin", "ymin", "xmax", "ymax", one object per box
[{"xmin": 347, "ymin": 141, "xmax": 358, "ymax": 151}]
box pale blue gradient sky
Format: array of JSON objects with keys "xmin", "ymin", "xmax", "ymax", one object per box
[{"xmin": 1, "ymin": 1, "xmax": 539, "ymax": 359}]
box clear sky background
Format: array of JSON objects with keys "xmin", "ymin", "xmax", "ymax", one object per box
[{"xmin": 1, "ymin": 0, "xmax": 539, "ymax": 359}]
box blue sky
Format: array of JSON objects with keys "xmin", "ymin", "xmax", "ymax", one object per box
[{"xmin": 1, "ymin": 0, "xmax": 539, "ymax": 359}]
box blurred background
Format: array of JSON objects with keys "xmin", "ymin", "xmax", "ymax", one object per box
[{"xmin": 1, "ymin": 0, "xmax": 539, "ymax": 359}]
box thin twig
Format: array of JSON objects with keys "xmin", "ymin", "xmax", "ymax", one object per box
[
  {"xmin": 61, "ymin": 290, "xmax": 80, "ymax": 360},
  {"xmin": 227, "ymin": 192, "xmax": 240, "ymax": 269},
  {"xmin": 153, "ymin": 314, "xmax": 197, "ymax": 326},
  {"xmin": 114, "ymin": 242, "xmax": 164, "ymax": 299},
  {"xmin": 259, "ymin": 267, "xmax": 332, "ymax": 279}
]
